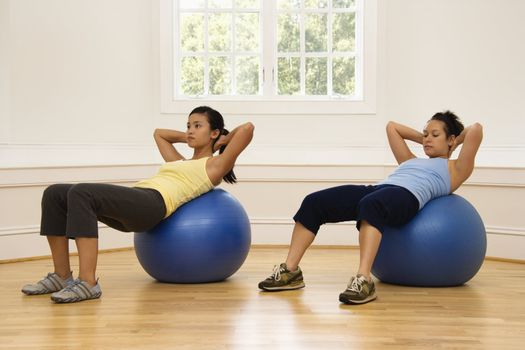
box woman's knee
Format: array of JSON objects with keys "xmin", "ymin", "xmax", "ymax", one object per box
[
  {"xmin": 301, "ymin": 192, "xmax": 324, "ymax": 209},
  {"xmin": 42, "ymin": 184, "xmax": 71, "ymax": 203},
  {"xmin": 67, "ymin": 183, "xmax": 95, "ymax": 201},
  {"xmin": 358, "ymin": 196, "xmax": 386, "ymax": 221},
  {"xmin": 294, "ymin": 192, "xmax": 327, "ymax": 223}
]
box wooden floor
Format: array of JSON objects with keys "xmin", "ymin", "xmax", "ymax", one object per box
[{"xmin": 1, "ymin": 247, "xmax": 524, "ymax": 350}]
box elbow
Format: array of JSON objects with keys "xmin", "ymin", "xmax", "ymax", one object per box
[
  {"xmin": 386, "ymin": 121, "xmax": 396, "ymax": 131},
  {"xmin": 243, "ymin": 122, "xmax": 255, "ymax": 134},
  {"xmin": 386, "ymin": 121, "xmax": 397, "ymax": 135},
  {"xmin": 472, "ymin": 122, "xmax": 483, "ymax": 131},
  {"xmin": 470, "ymin": 123, "xmax": 483, "ymax": 138},
  {"xmin": 153, "ymin": 129, "xmax": 168, "ymax": 143}
]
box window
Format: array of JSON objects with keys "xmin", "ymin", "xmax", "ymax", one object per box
[
  {"xmin": 176, "ymin": 0, "xmax": 262, "ymax": 97},
  {"xmin": 160, "ymin": 0, "xmax": 377, "ymax": 114},
  {"xmin": 276, "ymin": 0, "xmax": 359, "ymax": 97}
]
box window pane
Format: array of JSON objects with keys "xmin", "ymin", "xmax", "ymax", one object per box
[
  {"xmin": 277, "ymin": 57, "xmax": 300, "ymax": 95},
  {"xmin": 333, "ymin": 13, "xmax": 355, "ymax": 52},
  {"xmin": 305, "ymin": 14, "xmax": 327, "ymax": 52},
  {"xmin": 181, "ymin": 57, "xmax": 204, "ymax": 95},
  {"xmin": 235, "ymin": 0, "xmax": 259, "ymax": 8},
  {"xmin": 180, "ymin": 14, "xmax": 204, "ymax": 52},
  {"xmin": 304, "ymin": 0, "xmax": 328, "ymax": 9},
  {"xmin": 210, "ymin": 0, "xmax": 233, "ymax": 9},
  {"xmin": 236, "ymin": 56, "xmax": 260, "ymax": 95},
  {"xmin": 209, "ymin": 56, "xmax": 231, "ymax": 95},
  {"xmin": 278, "ymin": 14, "xmax": 300, "ymax": 52},
  {"xmin": 236, "ymin": 13, "xmax": 259, "ymax": 52},
  {"xmin": 305, "ymin": 57, "xmax": 327, "ymax": 95},
  {"xmin": 332, "ymin": 56, "xmax": 355, "ymax": 95},
  {"xmin": 333, "ymin": 0, "xmax": 355, "ymax": 8},
  {"xmin": 180, "ymin": 0, "xmax": 205, "ymax": 9},
  {"xmin": 277, "ymin": 0, "xmax": 300, "ymax": 10},
  {"xmin": 209, "ymin": 13, "xmax": 232, "ymax": 52}
]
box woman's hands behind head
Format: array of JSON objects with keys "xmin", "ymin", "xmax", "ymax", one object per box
[{"xmin": 213, "ymin": 130, "xmax": 230, "ymax": 153}]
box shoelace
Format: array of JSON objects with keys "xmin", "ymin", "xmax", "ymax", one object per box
[
  {"xmin": 38, "ymin": 273, "xmax": 62, "ymax": 290},
  {"xmin": 347, "ymin": 276, "xmax": 364, "ymax": 293},
  {"xmin": 270, "ymin": 265, "xmax": 286, "ymax": 281},
  {"xmin": 57, "ymin": 279, "xmax": 96, "ymax": 300},
  {"xmin": 60, "ymin": 279, "xmax": 82, "ymax": 293}
]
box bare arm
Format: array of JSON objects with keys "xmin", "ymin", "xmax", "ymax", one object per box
[
  {"xmin": 207, "ymin": 122, "xmax": 254, "ymax": 184},
  {"xmin": 386, "ymin": 121, "xmax": 422, "ymax": 164},
  {"xmin": 452, "ymin": 123, "xmax": 483, "ymax": 184},
  {"xmin": 153, "ymin": 129, "xmax": 187, "ymax": 162}
]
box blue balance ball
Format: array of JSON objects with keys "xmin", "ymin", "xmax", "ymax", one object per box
[
  {"xmin": 134, "ymin": 189, "xmax": 251, "ymax": 283},
  {"xmin": 372, "ymin": 194, "xmax": 486, "ymax": 287}
]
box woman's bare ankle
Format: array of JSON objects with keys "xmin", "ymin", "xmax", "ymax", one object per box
[
  {"xmin": 285, "ymin": 262, "xmax": 298, "ymax": 271},
  {"xmin": 55, "ymin": 270, "xmax": 72, "ymax": 280}
]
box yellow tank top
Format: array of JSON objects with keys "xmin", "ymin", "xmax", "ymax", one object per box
[{"xmin": 133, "ymin": 157, "xmax": 214, "ymax": 218}]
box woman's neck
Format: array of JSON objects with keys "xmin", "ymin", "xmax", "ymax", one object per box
[{"xmin": 191, "ymin": 148, "xmax": 213, "ymax": 160}]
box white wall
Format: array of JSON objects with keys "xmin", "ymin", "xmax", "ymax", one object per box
[
  {"xmin": 2, "ymin": 0, "xmax": 157, "ymax": 166},
  {"xmin": 382, "ymin": 0, "xmax": 525, "ymax": 166},
  {"xmin": 0, "ymin": 0, "xmax": 524, "ymax": 261},
  {"xmin": 0, "ymin": 0, "xmax": 9, "ymax": 143}
]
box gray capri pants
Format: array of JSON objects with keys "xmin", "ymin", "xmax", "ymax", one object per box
[{"xmin": 40, "ymin": 183, "xmax": 166, "ymax": 239}]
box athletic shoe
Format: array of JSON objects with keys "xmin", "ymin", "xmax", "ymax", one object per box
[
  {"xmin": 21, "ymin": 272, "xmax": 74, "ymax": 295},
  {"xmin": 339, "ymin": 274, "xmax": 377, "ymax": 304},
  {"xmin": 258, "ymin": 263, "xmax": 305, "ymax": 291},
  {"xmin": 50, "ymin": 279, "xmax": 102, "ymax": 303}
]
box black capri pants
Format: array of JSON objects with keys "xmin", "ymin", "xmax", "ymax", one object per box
[
  {"xmin": 40, "ymin": 183, "xmax": 166, "ymax": 239},
  {"xmin": 293, "ymin": 184, "xmax": 419, "ymax": 235}
]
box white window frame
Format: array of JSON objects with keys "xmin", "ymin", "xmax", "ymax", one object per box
[{"xmin": 159, "ymin": 0, "xmax": 377, "ymax": 115}]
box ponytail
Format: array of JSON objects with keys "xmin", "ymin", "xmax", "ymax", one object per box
[{"xmin": 213, "ymin": 128, "xmax": 237, "ymax": 184}]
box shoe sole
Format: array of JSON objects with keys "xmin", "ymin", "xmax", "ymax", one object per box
[
  {"xmin": 339, "ymin": 292, "xmax": 377, "ymax": 305},
  {"xmin": 51, "ymin": 292, "xmax": 102, "ymax": 304},
  {"xmin": 21, "ymin": 289, "xmax": 56, "ymax": 295},
  {"xmin": 259, "ymin": 282, "xmax": 305, "ymax": 291}
]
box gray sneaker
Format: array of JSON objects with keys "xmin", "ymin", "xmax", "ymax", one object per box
[
  {"xmin": 21, "ymin": 272, "xmax": 74, "ymax": 295},
  {"xmin": 258, "ymin": 263, "xmax": 305, "ymax": 291},
  {"xmin": 50, "ymin": 279, "xmax": 102, "ymax": 303},
  {"xmin": 339, "ymin": 274, "xmax": 377, "ymax": 304}
]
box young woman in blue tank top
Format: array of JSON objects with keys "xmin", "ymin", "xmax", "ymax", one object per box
[
  {"xmin": 259, "ymin": 111, "xmax": 483, "ymax": 305},
  {"xmin": 21, "ymin": 106, "xmax": 254, "ymax": 303}
]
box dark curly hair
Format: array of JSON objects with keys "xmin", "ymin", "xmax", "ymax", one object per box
[{"xmin": 430, "ymin": 110, "xmax": 464, "ymax": 138}]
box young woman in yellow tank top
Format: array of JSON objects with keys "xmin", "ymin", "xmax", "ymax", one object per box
[{"xmin": 21, "ymin": 106, "xmax": 254, "ymax": 303}]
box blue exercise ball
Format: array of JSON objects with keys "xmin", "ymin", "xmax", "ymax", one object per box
[
  {"xmin": 134, "ymin": 188, "xmax": 251, "ymax": 283},
  {"xmin": 372, "ymin": 194, "xmax": 486, "ymax": 287}
]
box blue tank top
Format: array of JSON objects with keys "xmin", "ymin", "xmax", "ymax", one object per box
[{"xmin": 378, "ymin": 157, "xmax": 451, "ymax": 209}]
